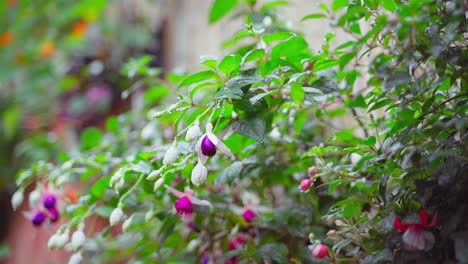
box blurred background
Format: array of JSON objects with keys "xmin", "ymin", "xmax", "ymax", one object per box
[{"xmin": 0, "ymin": 0, "xmax": 343, "ymax": 263}]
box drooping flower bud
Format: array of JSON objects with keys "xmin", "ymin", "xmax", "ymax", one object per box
[
  {"xmin": 68, "ymin": 252, "xmax": 83, "ymax": 264},
  {"xmin": 299, "ymin": 178, "xmax": 314, "ymax": 192},
  {"xmin": 56, "ymin": 233, "xmax": 69, "ymax": 248},
  {"xmin": 48, "ymin": 207, "xmax": 60, "ymax": 222},
  {"xmin": 114, "ymin": 178, "xmax": 125, "ymax": 191},
  {"xmin": 110, "ymin": 168, "xmax": 124, "ymax": 186},
  {"xmin": 48, "ymin": 234, "xmax": 59, "ymax": 249},
  {"xmin": 145, "ymin": 209, "xmax": 154, "ymax": 223},
  {"xmin": 110, "ymin": 208, "xmax": 124, "ymax": 226},
  {"xmin": 186, "ymin": 121, "xmax": 201, "ymax": 141},
  {"xmin": 29, "ymin": 189, "xmax": 41, "ymax": 206},
  {"xmin": 123, "ymin": 215, "xmax": 133, "ymax": 231},
  {"xmin": 242, "ymin": 209, "xmax": 256, "ymax": 223},
  {"xmin": 175, "ymin": 196, "xmax": 193, "ymax": 216},
  {"xmin": 191, "ymin": 162, "xmax": 207, "ymax": 186},
  {"xmin": 43, "ymin": 194, "xmax": 56, "ymax": 208},
  {"xmin": 201, "ymin": 135, "xmax": 217, "ymax": 157},
  {"xmin": 153, "ymin": 177, "xmax": 165, "ymax": 191},
  {"xmin": 32, "ymin": 211, "xmax": 46, "ymax": 226},
  {"xmin": 307, "ymin": 166, "xmax": 318, "ymax": 177},
  {"xmin": 11, "ymin": 190, "xmax": 24, "ymax": 211},
  {"xmin": 71, "ymin": 230, "xmax": 86, "ymax": 249},
  {"xmin": 147, "ymin": 168, "xmax": 162, "ymax": 180},
  {"xmin": 163, "ymin": 145, "xmax": 178, "ymax": 166},
  {"xmin": 312, "ymin": 244, "xmax": 328, "ymax": 259}
]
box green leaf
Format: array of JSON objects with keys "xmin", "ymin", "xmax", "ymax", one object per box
[
  {"xmin": 271, "ymin": 37, "xmax": 308, "ymax": 58},
  {"xmin": 90, "ymin": 176, "xmax": 110, "ymax": 198},
  {"xmin": 368, "ymin": 98, "xmax": 393, "ymax": 112},
  {"xmin": 346, "ymin": 95, "xmax": 367, "ymax": 108},
  {"xmin": 243, "ymin": 49, "xmax": 265, "ymax": 63},
  {"xmin": 179, "ymin": 71, "xmax": 218, "ymax": 88},
  {"xmin": 261, "ymin": 0, "xmax": 290, "ymax": 10},
  {"xmin": 218, "ymin": 54, "xmax": 242, "ymax": 75},
  {"xmin": 290, "ymin": 83, "xmax": 305, "ymax": 103},
  {"xmin": 232, "ymin": 117, "xmax": 266, "ymax": 142},
  {"xmin": 263, "ymin": 32, "xmax": 293, "ymax": 44},
  {"xmin": 251, "ymin": 243, "xmax": 288, "ymax": 264},
  {"xmin": 215, "ymin": 161, "xmax": 243, "ymax": 186},
  {"xmin": 332, "ymin": 0, "xmax": 349, "ymax": 11},
  {"xmin": 2, "ymin": 105, "xmax": 21, "ymax": 140},
  {"xmin": 343, "ymin": 202, "xmax": 361, "ymax": 219},
  {"xmin": 302, "ymin": 13, "xmax": 327, "ymax": 21},
  {"xmin": 209, "ymin": 0, "xmax": 239, "ymax": 23},
  {"xmin": 294, "ymin": 110, "xmax": 308, "ymax": 134},
  {"xmin": 216, "ymin": 86, "xmax": 244, "ymax": 100},
  {"xmin": 313, "ymin": 59, "xmax": 339, "ymax": 72},
  {"xmin": 81, "ymin": 128, "xmax": 103, "ymax": 150},
  {"xmin": 363, "ymin": 136, "xmax": 376, "ymax": 146},
  {"xmin": 200, "ymin": 55, "xmax": 218, "ymax": 68},
  {"xmin": 106, "ymin": 116, "xmax": 119, "ymax": 134},
  {"xmin": 381, "ymin": 0, "xmax": 397, "ymax": 11}
]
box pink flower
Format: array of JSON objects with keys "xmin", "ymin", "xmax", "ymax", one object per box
[
  {"xmin": 175, "ymin": 196, "xmax": 193, "ymax": 216},
  {"xmin": 312, "ymin": 244, "xmax": 328, "ymax": 259},
  {"xmin": 307, "ymin": 166, "xmax": 318, "ymax": 176},
  {"xmin": 299, "ymin": 178, "xmax": 314, "ymax": 192},
  {"xmin": 242, "ymin": 209, "xmax": 256, "ymax": 223},
  {"xmin": 394, "ymin": 209, "xmax": 437, "ymax": 251}
]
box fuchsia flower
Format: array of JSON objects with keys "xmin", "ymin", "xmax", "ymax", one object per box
[
  {"xmin": 31, "ymin": 211, "xmax": 46, "ymax": 226},
  {"xmin": 197, "ymin": 123, "xmax": 233, "ymax": 164},
  {"xmin": 165, "ymin": 185, "xmax": 212, "ymax": 218},
  {"xmin": 312, "ymin": 243, "xmax": 328, "ymax": 259},
  {"xmin": 299, "ymin": 178, "xmax": 314, "ymax": 192},
  {"xmin": 394, "ymin": 209, "xmax": 437, "ymax": 251},
  {"xmin": 47, "ymin": 207, "xmax": 60, "ymax": 222},
  {"xmin": 25, "ymin": 185, "xmax": 64, "ymax": 227},
  {"xmin": 242, "ymin": 209, "xmax": 256, "ymax": 223},
  {"xmin": 175, "ymin": 196, "xmax": 194, "ymax": 216},
  {"xmin": 43, "ymin": 194, "xmax": 56, "ymax": 208}
]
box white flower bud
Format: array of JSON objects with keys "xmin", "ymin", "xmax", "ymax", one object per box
[
  {"xmin": 269, "ymin": 127, "xmax": 281, "ymax": 141},
  {"xmin": 186, "ymin": 122, "xmax": 201, "ymax": 141},
  {"xmin": 145, "ymin": 209, "xmax": 154, "ymax": 223},
  {"xmin": 68, "ymin": 252, "xmax": 83, "ymax": 264},
  {"xmin": 186, "ymin": 239, "xmax": 201, "ymax": 252},
  {"xmin": 110, "ymin": 208, "xmax": 124, "ymax": 226},
  {"xmin": 123, "ymin": 215, "xmax": 133, "ymax": 231},
  {"xmin": 110, "ymin": 168, "xmax": 124, "ymax": 186},
  {"xmin": 153, "ymin": 177, "xmax": 165, "ymax": 191},
  {"xmin": 162, "ymin": 145, "xmax": 178, "ymax": 166},
  {"xmin": 56, "ymin": 233, "xmax": 69, "ymax": 248},
  {"xmin": 48, "ymin": 234, "xmax": 59, "ymax": 249},
  {"xmin": 71, "ymin": 230, "xmax": 86, "ymax": 249},
  {"xmin": 11, "ymin": 191, "xmax": 24, "ymax": 211},
  {"xmin": 114, "ymin": 178, "xmax": 125, "ymax": 191},
  {"xmin": 153, "ymin": 110, "xmax": 165, "ymax": 118},
  {"xmin": 147, "ymin": 168, "xmax": 162, "ymax": 180},
  {"xmin": 29, "ymin": 189, "xmax": 41, "ymax": 206},
  {"xmin": 191, "ymin": 162, "xmax": 207, "ymax": 186}
]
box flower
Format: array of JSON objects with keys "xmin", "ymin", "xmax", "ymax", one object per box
[
  {"xmin": 110, "ymin": 208, "xmax": 124, "ymax": 226},
  {"xmin": 198, "ymin": 123, "xmax": 233, "ymax": 163},
  {"xmin": 47, "ymin": 207, "xmax": 60, "ymax": 222},
  {"xmin": 175, "ymin": 196, "xmax": 193, "ymax": 216},
  {"xmin": 312, "ymin": 244, "xmax": 328, "ymax": 259},
  {"xmin": 307, "ymin": 166, "xmax": 318, "ymax": 176},
  {"xmin": 29, "ymin": 189, "xmax": 41, "ymax": 206},
  {"xmin": 68, "ymin": 252, "xmax": 83, "ymax": 264},
  {"xmin": 32, "ymin": 211, "xmax": 46, "ymax": 226},
  {"xmin": 43, "ymin": 194, "xmax": 57, "ymax": 208},
  {"xmin": 71, "ymin": 230, "xmax": 86, "ymax": 249},
  {"xmin": 191, "ymin": 162, "xmax": 208, "ymax": 186},
  {"xmin": 186, "ymin": 121, "xmax": 201, "ymax": 141},
  {"xmin": 242, "ymin": 209, "xmax": 256, "ymax": 223},
  {"xmin": 11, "ymin": 190, "xmax": 24, "ymax": 211},
  {"xmin": 163, "ymin": 145, "xmax": 178, "ymax": 166},
  {"xmin": 153, "ymin": 177, "xmax": 165, "ymax": 191},
  {"xmin": 299, "ymin": 178, "xmax": 314, "ymax": 192},
  {"xmin": 56, "ymin": 233, "xmax": 69, "ymax": 248},
  {"xmin": 394, "ymin": 209, "xmax": 437, "ymax": 251}
]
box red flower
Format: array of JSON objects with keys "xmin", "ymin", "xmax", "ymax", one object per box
[
  {"xmin": 312, "ymin": 243, "xmax": 328, "ymax": 259},
  {"xmin": 394, "ymin": 209, "xmax": 437, "ymax": 251}
]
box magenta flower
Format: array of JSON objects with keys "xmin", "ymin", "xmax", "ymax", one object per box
[
  {"xmin": 242, "ymin": 209, "xmax": 256, "ymax": 223},
  {"xmin": 32, "ymin": 211, "xmax": 46, "ymax": 226},
  {"xmin": 43, "ymin": 194, "xmax": 56, "ymax": 208},
  {"xmin": 201, "ymin": 136, "xmax": 217, "ymax": 156},
  {"xmin": 312, "ymin": 243, "xmax": 328, "ymax": 259},
  {"xmin": 307, "ymin": 166, "xmax": 318, "ymax": 176},
  {"xmin": 198, "ymin": 123, "xmax": 233, "ymax": 163},
  {"xmin": 394, "ymin": 209, "xmax": 437, "ymax": 251},
  {"xmin": 299, "ymin": 178, "xmax": 314, "ymax": 192},
  {"xmin": 47, "ymin": 207, "xmax": 60, "ymax": 222},
  {"xmin": 175, "ymin": 196, "xmax": 194, "ymax": 216}
]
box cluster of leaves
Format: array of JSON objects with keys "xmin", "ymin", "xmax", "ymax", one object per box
[{"xmin": 14, "ymin": 0, "xmax": 467, "ymax": 263}]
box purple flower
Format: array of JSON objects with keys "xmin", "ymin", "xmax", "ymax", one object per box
[
  {"xmin": 32, "ymin": 211, "xmax": 46, "ymax": 226},
  {"xmin": 48, "ymin": 207, "xmax": 60, "ymax": 222},
  {"xmin": 201, "ymin": 256, "xmax": 209, "ymax": 264},
  {"xmin": 43, "ymin": 194, "xmax": 56, "ymax": 208},
  {"xmin": 175, "ymin": 196, "xmax": 193, "ymax": 216},
  {"xmin": 201, "ymin": 136, "xmax": 217, "ymax": 157},
  {"xmin": 242, "ymin": 209, "xmax": 256, "ymax": 223},
  {"xmin": 87, "ymin": 85, "xmax": 110, "ymax": 102}
]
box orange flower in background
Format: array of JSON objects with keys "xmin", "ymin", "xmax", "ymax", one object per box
[
  {"xmin": 39, "ymin": 41, "xmax": 55, "ymax": 57},
  {"xmin": 72, "ymin": 19, "xmax": 88, "ymax": 37},
  {"xmin": 0, "ymin": 31, "xmax": 13, "ymax": 47},
  {"xmin": 64, "ymin": 190, "xmax": 78, "ymax": 204}
]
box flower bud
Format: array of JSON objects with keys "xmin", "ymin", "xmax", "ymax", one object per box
[
  {"xmin": 163, "ymin": 145, "xmax": 178, "ymax": 166},
  {"xmin": 335, "ymin": 219, "xmax": 346, "ymax": 227},
  {"xmin": 11, "ymin": 191, "xmax": 24, "ymax": 210},
  {"xmin": 186, "ymin": 122, "xmax": 201, "ymax": 141},
  {"xmin": 201, "ymin": 136, "xmax": 216, "ymax": 157},
  {"xmin": 147, "ymin": 168, "xmax": 162, "ymax": 180},
  {"xmin": 123, "ymin": 215, "xmax": 133, "ymax": 231},
  {"xmin": 326, "ymin": 229, "xmax": 337, "ymax": 236},
  {"xmin": 312, "ymin": 244, "xmax": 328, "ymax": 259},
  {"xmin": 308, "ymin": 233, "xmax": 315, "ymax": 241},
  {"xmin": 153, "ymin": 110, "xmax": 165, "ymax": 118},
  {"xmin": 110, "ymin": 168, "xmax": 124, "ymax": 186},
  {"xmin": 48, "ymin": 234, "xmax": 59, "ymax": 249},
  {"xmin": 307, "ymin": 166, "xmax": 318, "ymax": 177},
  {"xmin": 29, "ymin": 189, "xmax": 41, "ymax": 206},
  {"xmin": 299, "ymin": 178, "xmax": 314, "ymax": 192},
  {"xmin": 110, "ymin": 208, "xmax": 124, "ymax": 226},
  {"xmin": 114, "ymin": 178, "xmax": 125, "ymax": 191},
  {"xmin": 242, "ymin": 209, "xmax": 256, "ymax": 223},
  {"xmin": 68, "ymin": 252, "xmax": 83, "ymax": 264},
  {"xmin": 191, "ymin": 162, "xmax": 207, "ymax": 186},
  {"xmin": 145, "ymin": 209, "xmax": 154, "ymax": 223},
  {"xmin": 56, "ymin": 233, "xmax": 69, "ymax": 248},
  {"xmin": 153, "ymin": 177, "xmax": 165, "ymax": 191},
  {"xmin": 187, "ymin": 239, "xmax": 201, "ymax": 252},
  {"xmin": 71, "ymin": 230, "xmax": 86, "ymax": 249}
]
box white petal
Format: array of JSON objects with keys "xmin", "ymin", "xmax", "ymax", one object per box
[
  {"xmin": 403, "ymin": 227, "xmax": 425, "ymax": 251},
  {"xmin": 68, "ymin": 252, "xmax": 83, "ymax": 264},
  {"xmin": 11, "ymin": 191, "xmax": 24, "ymax": 211},
  {"xmin": 163, "ymin": 146, "xmax": 178, "ymax": 166},
  {"xmin": 215, "ymin": 138, "xmax": 232, "ymax": 156},
  {"xmin": 71, "ymin": 231, "xmax": 86, "ymax": 249},
  {"xmin": 422, "ymin": 230, "xmax": 435, "ymax": 251},
  {"xmin": 186, "ymin": 125, "xmax": 201, "ymax": 141},
  {"xmin": 165, "ymin": 185, "xmax": 186, "ymax": 198},
  {"xmin": 197, "ymin": 137, "xmax": 208, "ymax": 164},
  {"xmin": 191, "ymin": 162, "xmax": 208, "ymax": 186},
  {"xmin": 207, "ymin": 133, "xmax": 219, "ymax": 145},
  {"xmin": 110, "ymin": 208, "xmax": 124, "ymax": 226}
]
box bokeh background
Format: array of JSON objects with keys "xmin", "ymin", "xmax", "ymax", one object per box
[{"xmin": 0, "ymin": 0, "xmax": 350, "ymax": 263}]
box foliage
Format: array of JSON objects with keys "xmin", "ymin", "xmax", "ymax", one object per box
[{"xmin": 12, "ymin": 0, "xmax": 468, "ymax": 263}]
